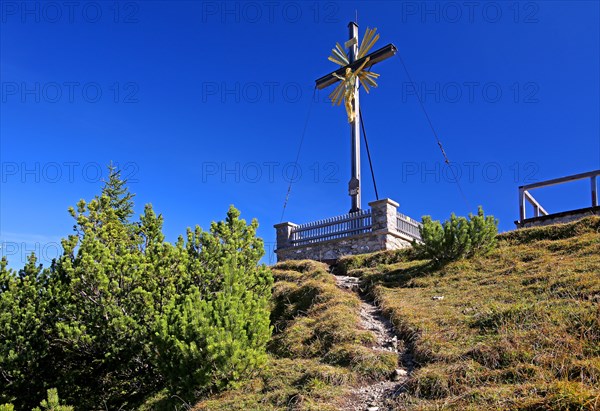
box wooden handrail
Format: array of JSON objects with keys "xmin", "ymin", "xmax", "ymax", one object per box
[
  {"xmin": 519, "ymin": 169, "xmax": 600, "ymax": 191},
  {"xmin": 518, "ymin": 169, "xmax": 600, "ymax": 222}
]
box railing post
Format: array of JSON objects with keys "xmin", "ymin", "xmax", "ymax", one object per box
[
  {"xmin": 519, "ymin": 187, "xmax": 526, "ymax": 222},
  {"xmin": 274, "ymin": 222, "xmax": 298, "ymax": 250},
  {"xmin": 592, "ymin": 176, "xmax": 598, "ymax": 207},
  {"xmin": 369, "ymin": 198, "xmax": 399, "ymax": 232}
]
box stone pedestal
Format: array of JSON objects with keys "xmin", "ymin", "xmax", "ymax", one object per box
[
  {"xmin": 370, "ymin": 198, "xmax": 399, "ymax": 231},
  {"xmin": 274, "ymin": 222, "xmax": 298, "ymax": 250},
  {"xmin": 368, "ymin": 198, "xmax": 411, "ymax": 250}
]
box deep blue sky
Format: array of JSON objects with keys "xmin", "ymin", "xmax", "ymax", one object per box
[{"xmin": 1, "ymin": 1, "xmax": 599, "ymax": 267}]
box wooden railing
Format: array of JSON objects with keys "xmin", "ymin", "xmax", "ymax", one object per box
[
  {"xmin": 518, "ymin": 169, "xmax": 600, "ymax": 222},
  {"xmin": 290, "ymin": 210, "xmax": 372, "ymax": 246},
  {"xmin": 397, "ymin": 212, "xmax": 422, "ymax": 241}
]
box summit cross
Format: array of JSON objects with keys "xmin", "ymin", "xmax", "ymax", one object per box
[{"xmin": 315, "ymin": 22, "xmax": 397, "ymax": 213}]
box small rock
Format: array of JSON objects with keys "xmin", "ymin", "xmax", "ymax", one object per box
[
  {"xmin": 392, "ymin": 368, "xmax": 408, "ymax": 381},
  {"xmin": 366, "ymin": 407, "xmax": 379, "ymax": 411},
  {"xmin": 432, "ymin": 295, "xmax": 444, "ymax": 300}
]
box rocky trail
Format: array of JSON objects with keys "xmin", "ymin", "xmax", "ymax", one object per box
[{"xmin": 334, "ymin": 275, "xmax": 413, "ymax": 411}]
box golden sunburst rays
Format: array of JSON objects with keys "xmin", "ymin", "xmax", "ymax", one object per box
[
  {"xmin": 328, "ymin": 42, "xmax": 349, "ymax": 67},
  {"xmin": 329, "ymin": 81, "xmax": 345, "ymax": 107},
  {"xmin": 326, "ymin": 27, "xmax": 381, "ymax": 113},
  {"xmin": 357, "ymin": 27, "xmax": 380, "ymax": 59},
  {"xmin": 358, "ymin": 66, "xmax": 380, "ymax": 93}
]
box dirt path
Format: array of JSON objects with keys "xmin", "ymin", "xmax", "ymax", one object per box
[{"xmin": 334, "ymin": 275, "xmax": 411, "ymax": 411}]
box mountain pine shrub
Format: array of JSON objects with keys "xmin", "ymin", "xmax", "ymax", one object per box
[
  {"xmin": 0, "ymin": 166, "xmax": 272, "ymax": 409},
  {"xmin": 415, "ymin": 207, "xmax": 498, "ymax": 265}
]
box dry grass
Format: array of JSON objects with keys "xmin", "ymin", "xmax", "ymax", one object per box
[
  {"xmin": 192, "ymin": 358, "xmax": 350, "ymax": 411},
  {"xmin": 347, "ymin": 216, "xmax": 600, "ymax": 410},
  {"xmin": 191, "ymin": 259, "xmax": 397, "ymax": 410}
]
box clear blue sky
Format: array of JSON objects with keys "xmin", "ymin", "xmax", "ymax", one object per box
[{"xmin": 1, "ymin": 1, "xmax": 599, "ymax": 267}]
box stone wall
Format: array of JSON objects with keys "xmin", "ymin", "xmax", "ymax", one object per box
[
  {"xmin": 274, "ymin": 198, "xmax": 417, "ymax": 263},
  {"xmin": 516, "ymin": 206, "xmax": 600, "ymax": 229}
]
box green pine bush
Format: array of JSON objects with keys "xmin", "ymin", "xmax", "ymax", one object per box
[
  {"xmin": 0, "ymin": 166, "xmax": 272, "ymax": 409},
  {"xmin": 415, "ymin": 207, "xmax": 498, "ymax": 265},
  {"xmin": 154, "ymin": 207, "xmax": 272, "ymax": 397},
  {"xmin": 32, "ymin": 389, "xmax": 73, "ymax": 411}
]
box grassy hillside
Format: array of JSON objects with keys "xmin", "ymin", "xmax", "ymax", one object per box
[
  {"xmin": 191, "ymin": 216, "xmax": 599, "ymax": 410},
  {"xmin": 192, "ymin": 260, "xmax": 397, "ymax": 410},
  {"xmin": 338, "ymin": 216, "xmax": 600, "ymax": 410}
]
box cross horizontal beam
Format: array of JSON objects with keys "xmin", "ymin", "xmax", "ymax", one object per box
[{"xmin": 315, "ymin": 43, "xmax": 398, "ymax": 90}]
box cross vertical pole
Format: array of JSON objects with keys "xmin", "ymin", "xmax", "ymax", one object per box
[
  {"xmin": 348, "ymin": 22, "xmax": 361, "ymax": 213},
  {"xmin": 315, "ymin": 23, "xmax": 397, "ymax": 212}
]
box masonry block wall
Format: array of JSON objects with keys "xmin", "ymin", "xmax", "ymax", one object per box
[{"xmin": 274, "ymin": 198, "xmax": 415, "ymax": 263}]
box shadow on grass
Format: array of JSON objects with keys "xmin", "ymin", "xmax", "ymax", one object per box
[{"xmin": 360, "ymin": 260, "xmax": 437, "ymax": 291}]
